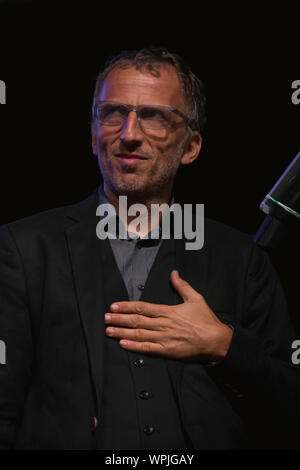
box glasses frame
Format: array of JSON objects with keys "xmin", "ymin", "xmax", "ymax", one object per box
[{"xmin": 93, "ymin": 100, "xmax": 193, "ymax": 131}]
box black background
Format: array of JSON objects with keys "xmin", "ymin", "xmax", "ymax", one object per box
[{"xmin": 0, "ymin": 1, "xmax": 299, "ymax": 338}]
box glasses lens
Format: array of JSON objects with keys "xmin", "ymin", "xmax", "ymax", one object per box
[
  {"xmin": 97, "ymin": 103, "xmax": 128, "ymax": 126},
  {"xmin": 139, "ymin": 106, "xmax": 172, "ymax": 129},
  {"xmin": 94, "ymin": 102, "xmax": 181, "ymax": 131}
]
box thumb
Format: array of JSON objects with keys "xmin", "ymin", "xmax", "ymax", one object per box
[{"xmin": 171, "ymin": 270, "xmax": 199, "ymax": 302}]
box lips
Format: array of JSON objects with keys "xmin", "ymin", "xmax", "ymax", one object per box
[
  {"xmin": 115, "ymin": 153, "xmax": 148, "ymax": 160},
  {"xmin": 115, "ymin": 153, "xmax": 149, "ymax": 165}
]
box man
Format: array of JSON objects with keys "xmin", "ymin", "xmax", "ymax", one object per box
[{"xmin": 0, "ymin": 47, "xmax": 299, "ymax": 450}]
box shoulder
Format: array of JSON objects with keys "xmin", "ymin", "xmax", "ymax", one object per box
[
  {"xmin": 204, "ymin": 217, "xmax": 253, "ymax": 247},
  {"xmin": 203, "ymin": 217, "xmax": 267, "ymax": 270},
  {"xmin": 0, "ymin": 191, "xmax": 99, "ymax": 242}
]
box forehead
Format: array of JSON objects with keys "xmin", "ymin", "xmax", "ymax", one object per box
[{"xmin": 99, "ymin": 65, "xmax": 186, "ymax": 110}]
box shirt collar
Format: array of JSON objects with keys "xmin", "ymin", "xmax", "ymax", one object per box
[{"xmin": 97, "ymin": 185, "xmax": 175, "ymax": 243}]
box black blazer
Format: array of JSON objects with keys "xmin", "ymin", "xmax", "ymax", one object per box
[{"xmin": 0, "ymin": 192, "xmax": 299, "ymax": 450}]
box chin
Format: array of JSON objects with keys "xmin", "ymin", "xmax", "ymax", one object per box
[
  {"xmin": 115, "ymin": 182, "xmax": 148, "ymax": 196},
  {"xmin": 110, "ymin": 173, "xmax": 145, "ymax": 193}
]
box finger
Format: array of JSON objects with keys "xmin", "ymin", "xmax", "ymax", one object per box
[
  {"xmin": 170, "ymin": 270, "xmax": 200, "ymax": 302},
  {"xmin": 105, "ymin": 313, "xmax": 163, "ymax": 331},
  {"xmin": 119, "ymin": 340, "xmax": 164, "ymax": 356},
  {"xmin": 110, "ymin": 301, "xmax": 170, "ymax": 317},
  {"xmin": 106, "ymin": 326, "xmax": 161, "ymax": 343}
]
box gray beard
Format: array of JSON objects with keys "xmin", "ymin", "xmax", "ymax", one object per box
[{"xmin": 100, "ymin": 137, "xmax": 187, "ymax": 200}]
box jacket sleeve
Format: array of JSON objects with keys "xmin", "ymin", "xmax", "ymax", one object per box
[
  {"xmin": 211, "ymin": 243, "xmax": 300, "ymax": 448},
  {"xmin": 0, "ymin": 225, "xmax": 34, "ymax": 449}
]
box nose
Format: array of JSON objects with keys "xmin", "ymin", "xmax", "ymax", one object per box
[{"xmin": 120, "ymin": 110, "xmax": 143, "ymax": 148}]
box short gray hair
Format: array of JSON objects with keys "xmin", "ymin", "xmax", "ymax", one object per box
[{"xmin": 91, "ymin": 47, "xmax": 206, "ymax": 135}]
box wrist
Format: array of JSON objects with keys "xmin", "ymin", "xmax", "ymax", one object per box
[{"xmin": 209, "ymin": 323, "xmax": 234, "ymax": 361}]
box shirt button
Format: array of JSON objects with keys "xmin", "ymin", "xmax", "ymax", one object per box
[
  {"xmin": 139, "ymin": 390, "xmax": 151, "ymax": 400},
  {"xmin": 134, "ymin": 358, "xmax": 144, "ymax": 368},
  {"xmin": 143, "ymin": 425, "xmax": 155, "ymax": 436},
  {"xmin": 138, "ymin": 284, "xmax": 145, "ymax": 291}
]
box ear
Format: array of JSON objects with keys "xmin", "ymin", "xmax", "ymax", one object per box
[
  {"xmin": 180, "ymin": 132, "xmax": 202, "ymax": 166},
  {"xmin": 92, "ymin": 133, "xmax": 98, "ymax": 156}
]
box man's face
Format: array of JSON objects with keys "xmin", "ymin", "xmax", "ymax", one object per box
[{"xmin": 92, "ymin": 65, "xmax": 201, "ymax": 199}]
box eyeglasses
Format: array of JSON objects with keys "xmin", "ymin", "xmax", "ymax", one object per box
[{"xmin": 93, "ymin": 100, "xmax": 192, "ymax": 131}]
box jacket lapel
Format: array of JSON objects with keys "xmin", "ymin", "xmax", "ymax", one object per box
[
  {"xmin": 173, "ymin": 237, "xmax": 210, "ymax": 396},
  {"xmin": 64, "ymin": 193, "xmax": 105, "ymax": 418},
  {"xmin": 175, "ymin": 236, "xmax": 209, "ymax": 298},
  {"xmin": 139, "ymin": 234, "xmax": 210, "ymax": 401}
]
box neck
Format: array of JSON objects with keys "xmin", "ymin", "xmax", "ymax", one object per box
[{"xmin": 103, "ymin": 183, "xmax": 174, "ymax": 238}]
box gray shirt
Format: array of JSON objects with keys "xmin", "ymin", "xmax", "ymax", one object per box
[{"xmin": 98, "ymin": 186, "xmax": 163, "ymax": 301}]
